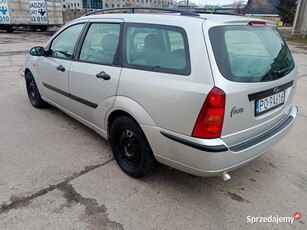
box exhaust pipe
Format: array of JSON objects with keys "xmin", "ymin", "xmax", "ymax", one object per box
[{"xmin": 222, "ymin": 172, "xmax": 231, "ymax": 181}]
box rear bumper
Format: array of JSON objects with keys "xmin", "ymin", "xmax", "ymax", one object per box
[{"xmin": 141, "ymin": 104, "xmax": 297, "ymax": 177}]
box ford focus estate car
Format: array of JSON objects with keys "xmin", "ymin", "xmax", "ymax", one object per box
[{"xmin": 24, "ymin": 8, "xmax": 298, "ymax": 180}]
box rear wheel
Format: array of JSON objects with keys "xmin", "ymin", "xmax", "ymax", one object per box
[
  {"xmin": 25, "ymin": 71, "xmax": 46, "ymax": 108},
  {"xmin": 110, "ymin": 116, "xmax": 156, "ymax": 178}
]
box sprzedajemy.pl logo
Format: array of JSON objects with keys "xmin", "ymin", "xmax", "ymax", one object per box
[{"xmin": 247, "ymin": 212, "xmax": 301, "ymax": 224}]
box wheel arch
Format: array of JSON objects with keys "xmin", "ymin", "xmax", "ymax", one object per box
[
  {"xmin": 24, "ymin": 68, "xmax": 42, "ymax": 89},
  {"xmin": 107, "ymin": 110, "xmax": 136, "ymax": 138},
  {"xmin": 24, "ymin": 61, "xmax": 45, "ymax": 94},
  {"xmin": 106, "ymin": 96, "xmax": 157, "ymax": 139},
  {"xmin": 24, "ymin": 68, "xmax": 31, "ymax": 76}
]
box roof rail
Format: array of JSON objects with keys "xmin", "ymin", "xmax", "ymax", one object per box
[{"xmin": 84, "ymin": 7, "xmax": 199, "ymax": 17}]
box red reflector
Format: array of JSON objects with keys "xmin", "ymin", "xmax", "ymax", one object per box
[
  {"xmin": 248, "ymin": 21, "xmax": 266, "ymax": 27},
  {"xmin": 192, "ymin": 87, "xmax": 226, "ymax": 139}
]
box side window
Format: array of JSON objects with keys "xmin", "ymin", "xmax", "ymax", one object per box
[
  {"xmin": 49, "ymin": 23, "xmax": 84, "ymax": 59},
  {"xmin": 79, "ymin": 23, "xmax": 120, "ymax": 65},
  {"xmin": 125, "ymin": 24, "xmax": 190, "ymax": 75}
]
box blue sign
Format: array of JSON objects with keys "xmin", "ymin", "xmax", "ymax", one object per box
[{"xmin": 0, "ymin": 0, "xmax": 10, "ymax": 23}]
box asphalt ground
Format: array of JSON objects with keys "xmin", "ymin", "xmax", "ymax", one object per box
[{"xmin": 0, "ymin": 30, "xmax": 306, "ymax": 230}]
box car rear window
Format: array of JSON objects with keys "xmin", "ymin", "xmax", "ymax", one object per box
[{"xmin": 209, "ymin": 25, "xmax": 295, "ymax": 82}]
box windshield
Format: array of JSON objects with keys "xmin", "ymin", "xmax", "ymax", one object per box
[{"xmin": 209, "ymin": 25, "xmax": 295, "ymax": 82}]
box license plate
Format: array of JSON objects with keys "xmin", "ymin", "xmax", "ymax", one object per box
[{"xmin": 255, "ymin": 91, "xmax": 285, "ymax": 116}]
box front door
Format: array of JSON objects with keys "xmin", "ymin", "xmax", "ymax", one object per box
[{"xmin": 37, "ymin": 23, "xmax": 85, "ymax": 109}]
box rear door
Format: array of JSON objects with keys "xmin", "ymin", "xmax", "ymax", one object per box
[
  {"xmin": 68, "ymin": 20, "xmax": 123, "ymax": 129},
  {"xmin": 206, "ymin": 22, "xmax": 297, "ymax": 146}
]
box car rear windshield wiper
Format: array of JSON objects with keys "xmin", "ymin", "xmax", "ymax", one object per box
[
  {"xmin": 273, "ymin": 67, "xmax": 291, "ymax": 76},
  {"xmin": 261, "ymin": 66, "xmax": 291, "ymax": 82}
]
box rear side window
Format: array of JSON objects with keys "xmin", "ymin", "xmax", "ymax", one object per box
[
  {"xmin": 79, "ymin": 23, "xmax": 120, "ymax": 65},
  {"xmin": 124, "ymin": 23, "xmax": 191, "ymax": 75},
  {"xmin": 209, "ymin": 25, "xmax": 295, "ymax": 82}
]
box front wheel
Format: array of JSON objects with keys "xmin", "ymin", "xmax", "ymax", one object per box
[
  {"xmin": 110, "ymin": 116, "xmax": 156, "ymax": 178},
  {"xmin": 25, "ymin": 71, "xmax": 46, "ymax": 108}
]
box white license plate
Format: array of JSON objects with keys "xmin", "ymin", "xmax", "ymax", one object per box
[{"xmin": 255, "ymin": 91, "xmax": 285, "ymax": 116}]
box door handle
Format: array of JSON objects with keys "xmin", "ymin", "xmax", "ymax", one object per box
[
  {"xmin": 57, "ymin": 65, "xmax": 65, "ymax": 72},
  {"xmin": 96, "ymin": 71, "xmax": 111, "ymax": 80}
]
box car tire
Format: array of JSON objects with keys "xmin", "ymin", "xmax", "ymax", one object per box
[
  {"xmin": 110, "ymin": 116, "xmax": 156, "ymax": 178},
  {"xmin": 25, "ymin": 71, "xmax": 46, "ymax": 108}
]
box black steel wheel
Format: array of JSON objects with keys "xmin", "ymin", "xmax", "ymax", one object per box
[
  {"xmin": 25, "ymin": 71, "xmax": 46, "ymax": 108},
  {"xmin": 110, "ymin": 116, "xmax": 156, "ymax": 177}
]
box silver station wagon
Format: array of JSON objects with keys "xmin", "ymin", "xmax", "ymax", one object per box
[{"xmin": 24, "ymin": 7, "xmax": 298, "ymax": 180}]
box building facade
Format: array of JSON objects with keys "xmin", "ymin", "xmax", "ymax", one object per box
[
  {"xmin": 82, "ymin": 0, "xmax": 102, "ymax": 9},
  {"xmin": 62, "ymin": 0, "xmax": 83, "ymax": 10},
  {"xmin": 81, "ymin": 0, "xmax": 173, "ymax": 9},
  {"xmin": 61, "ymin": 0, "xmax": 174, "ymax": 11},
  {"xmin": 174, "ymin": 1, "xmax": 198, "ymax": 10}
]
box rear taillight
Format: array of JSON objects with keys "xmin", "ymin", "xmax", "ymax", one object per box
[{"xmin": 192, "ymin": 87, "xmax": 226, "ymax": 139}]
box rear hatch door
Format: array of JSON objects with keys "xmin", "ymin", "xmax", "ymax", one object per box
[{"xmin": 204, "ymin": 19, "xmax": 297, "ymax": 146}]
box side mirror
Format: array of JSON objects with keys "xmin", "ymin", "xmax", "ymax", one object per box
[{"xmin": 29, "ymin": 46, "xmax": 46, "ymax": 56}]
